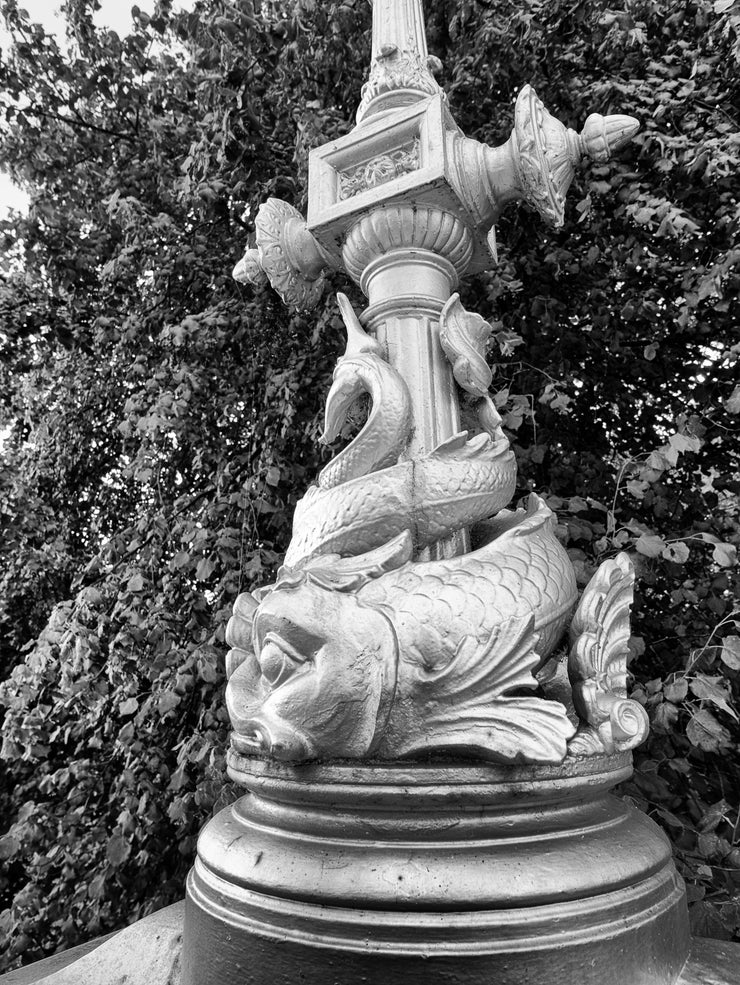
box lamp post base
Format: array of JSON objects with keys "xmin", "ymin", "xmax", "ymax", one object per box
[{"xmin": 182, "ymin": 753, "xmax": 689, "ymax": 985}]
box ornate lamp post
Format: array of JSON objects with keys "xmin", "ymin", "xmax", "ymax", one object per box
[{"xmin": 182, "ymin": 2, "xmax": 690, "ymax": 983}]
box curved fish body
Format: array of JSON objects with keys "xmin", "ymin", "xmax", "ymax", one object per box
[
  {"xmin": 318, "ymin": 353, "xmax": 412, "ymax": 490},
  {"xmin": 284, "ymin": 430, "xmax": 517, "ymax": 568},
  {"xmin": 358, "ymin": 495, "xmax": 577, "ymax": 673}
]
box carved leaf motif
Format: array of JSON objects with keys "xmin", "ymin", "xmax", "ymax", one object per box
[
  {"xmin": 568, "ymin": 553, "xmax": 650, "ymax": 754},
  {"xmin": 338, "ymin": 139, "xmax": 420, "ymax": 200},
  {"xmin": 515, "ymin": 85, "xmax": 566, "ymax": 227},
  {"xmin": 396, "ymin": 615, "xmax": 575, "ymax": 764},
  {"xmin": 569, "ymin": 553, "xmax": 633, "ymax": 696},
  {"xmin": 357, "ymin": 48, "xmax": 442, "ymax": 120},
  {"xmin": 254, "ymin": 198, "xmax": 324, "ymax": 310}
]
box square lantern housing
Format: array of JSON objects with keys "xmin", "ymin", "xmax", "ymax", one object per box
[{"xmin": 308, "ymin": 94, "xmax": 491, "ymax": 269}]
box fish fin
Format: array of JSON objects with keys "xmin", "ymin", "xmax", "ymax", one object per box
[
  {"xmin": 425, "ymin": 615, "xmax": 540, "ymax": 702},
  {"xmin": 428, "ymin": 429, "xmax": 497, "ymax": 458},
  {"xmin": 428, "ymin": 429, "xmax": 511, "ymax": 463},
  {"xmin": 406, "ymin": 615, "xmax": 574, "ymax": 764},
  {"xmin": 510, "ymin": 494, "xmax": 553, "ymax": 535},
  {"xmin": 429, "ymin": 430, "xmax": 470, "ymax": 455},
  {"xmin": 395, "ymin": 699, "xmax": 575, "ymax": 764},
  {"xmin": 479, "ymin": 494, "xmax": 553, "ymax": 543},
  {"xmin": 299, "ymin": 531, "xmax": 413, "ymax": 592},
  {"xmin": 439, "ymin": 293, "xmax": 493, "ymax": 397}
]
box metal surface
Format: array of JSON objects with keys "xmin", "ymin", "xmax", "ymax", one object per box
[
  {"xmin": 182, "ymin": 754, "xmax": 689, "ymax": 985},
  {"xmin": 9, "ymin": 910, "xmax": 740, "ymax": 984},
  {"xmin": 185, "ymin": 0, "xmax": 691, "ymax": 981}
]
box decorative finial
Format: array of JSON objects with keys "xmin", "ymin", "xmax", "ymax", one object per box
[{"xmin": 356, "ymin": 0, "xmax": 443, "ymax": 124}]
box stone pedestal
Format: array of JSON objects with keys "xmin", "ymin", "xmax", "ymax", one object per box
[{"xmin": 182, "ymin": 753, "xmax": 689, "ymax": 985}]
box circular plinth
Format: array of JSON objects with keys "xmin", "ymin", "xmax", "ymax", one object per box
[{"xmin": 182, "ymin": 754, "xmax": 689, "ymax": 985}]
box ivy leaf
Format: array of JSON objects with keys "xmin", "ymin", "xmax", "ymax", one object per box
[
  {"xmin": 626, "ymin": 479, "xmax": 648, "ymax": 500},
  {"xmin": 654, "ymin": 806, "xmax": 685, "ymax": 830},
  {"xmin": 724, "ymin": 384, "xmax": 740, "ymax": 414},
  {"xmin": 127, "ymin": 572, "xmax": 144, "ymax": 592},
  {"xmin": 0, "ymin": 834, "xmax": 20, "ymax": 861},
  {"xmin": 88, "ymin": 873, "xmax": 107, "ymax": 899},
  {"xmin": 686, "ymin": 708, "xmax": 731, "ymax": 752},
  {"xmin": 689, "ymin": 900, "xmax": 733, "ymax": 941},
  {"xmin": 635, "ymin": 533, "xmax": 667, "ymax": 557},
  {"xmin": 195, "ymin": 557, "xmax": 215, "ymax": 581},
  {"xmin": 720, "ymin": 636, "xmax": 740, "ymax": 671},
  {"xmin": 653, "ymin": 701, "xmax": 678, "ymax": 732},
  {"xmin": 668, "ymin": 433, "xmax": 701, "ymax": 454},
  {"xmin": 646, "ymin": 447, "xmax": 678, "ymax": 471},
  {"xmin": 690, "ymin": 675, "xmax": 738, "ymax": 721},
  {"xmin": 712, "ymin": 542, "xmax": 737, "ymax": 567},
  {"xmin": 118, "ymin": 697, "xmax": 138, "ymax": 716},
  {"xmin": 664, "ymin": 677, "xmax": 688, "ymax": 702},
  {"xmin": 105, "ymin": 832, "xmax": 131, "ymax": 868},
  {"xmin": 698, "ymin": 800, "xmax": 730, "ymax": 833},
  {"xmin": 662, "ymin": 542, "xmax": 689, "ymax": 563},
  {"xmin": 158, "ymin": 692, "xmax": 181, "ymax": 715},
  {"xmin": 167, "ymin": 798, "xmax": 189, "ymax": 824}
]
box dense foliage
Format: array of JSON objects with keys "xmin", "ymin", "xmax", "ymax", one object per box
[{"xmin": 0, "ymin": 0, "xmax": 738, "ymax": 970}]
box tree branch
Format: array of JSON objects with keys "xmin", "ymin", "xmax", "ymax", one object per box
[{"xmin": 29, "ymin": 107, "xmax": 137, "ymax": 143}]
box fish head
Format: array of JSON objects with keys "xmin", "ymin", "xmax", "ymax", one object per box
[{"xmin": 227, "ymin": 569, "xmax": 398, "ymax": 762}]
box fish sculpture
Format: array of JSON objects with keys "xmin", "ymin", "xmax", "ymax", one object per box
[
  {"xmin": 223, "ymin": 294, "xmax": 597, "ymax": 765},
  {"xmin": 226, "ymin": 496, "xmax": 578, "ymax": 764}
]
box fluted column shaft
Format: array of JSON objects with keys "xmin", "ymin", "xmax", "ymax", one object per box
[
  {"xmin": 370, "ymin": 0, "xmax": 428, "ymax": 61},
  {"xmin": 344, "ymin": 204, "xmax": 473, "ymax": 558}
]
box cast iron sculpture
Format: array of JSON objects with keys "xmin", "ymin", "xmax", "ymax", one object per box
[{"xmin": 182, "ymin": 3, "xmax": 690, "ymax": 983}]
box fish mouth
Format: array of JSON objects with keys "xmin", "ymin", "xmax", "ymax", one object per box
[
  {"xmin": 234, "ymin": 715, "xmax": 312, "ymax": 761},
  {"xmin": 231, "ymin": 629, "xmax": 315, "ymax": 761},
  {"xmin": 320, "ymin": 364, "xmax": 365, "ymax": 445}
]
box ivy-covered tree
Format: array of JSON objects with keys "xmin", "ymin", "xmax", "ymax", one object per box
[{"xmin": 0, "ymin": 0, "xmax": 737, "ymax": 971}]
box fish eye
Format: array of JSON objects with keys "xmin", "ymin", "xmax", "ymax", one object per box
[{"xmin": 259, "ymin": 636, "xmax": 306, "ymax": 689}]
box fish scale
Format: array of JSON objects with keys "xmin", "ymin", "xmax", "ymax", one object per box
[
  {"xmin": 359, "ymin": 497, "xmax": 577, "ymax": 673},
  {"xmin": 285, "ymin": 431, "xmax": 517, "ymax": 567}
]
